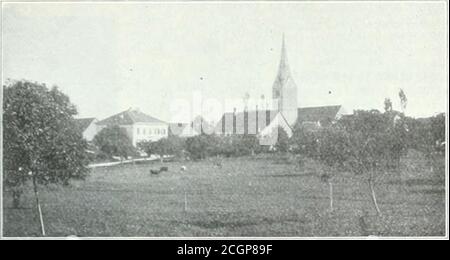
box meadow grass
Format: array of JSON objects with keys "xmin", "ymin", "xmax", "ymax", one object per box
[{"xmin": 3, "ymin": 150, "xmax": 446, "ymax": 237}]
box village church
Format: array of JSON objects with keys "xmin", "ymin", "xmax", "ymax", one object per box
[{"xmin": 215, "ymin": 35, "xmax": 346, "ymax": 145}]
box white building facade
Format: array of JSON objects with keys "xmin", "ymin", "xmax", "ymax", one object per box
[{"xmin": 97, "ymin": 108, "xmax": 168, "ymax": 147}]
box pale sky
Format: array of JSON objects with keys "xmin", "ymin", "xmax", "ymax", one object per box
[{"xmin": 2, "ymin": 2, "xmax": 448, "ymax": 123}]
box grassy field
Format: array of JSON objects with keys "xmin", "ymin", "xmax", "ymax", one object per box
[{"xmin": 3, "ymin": 150, "xmax": 446, "ymax": 237}]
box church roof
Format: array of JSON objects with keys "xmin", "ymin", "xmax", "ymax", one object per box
[
  {"xmin": 215, "ymin": 105, "xmax": 343, "ymax": 134},
  {"xmin": 297, "ymin": 105, "xmax": 342, "ymax": 125},
  {"xmin": 97, "ymin": 109, "xmax": 166, "ymax": 126}
]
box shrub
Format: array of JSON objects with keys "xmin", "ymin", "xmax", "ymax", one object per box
[
  {"xmin": 291, "ymin": 124, "xmax": 320, "ymax": 159},
  {"xmin": 93, "ymin": 125, "xmax": 136, "ymax": 160},
  {"xmin": 274, "ymin": 127, "xmax": 289, "ymax": 153},
  {"xmin": 185, "ymin": 134, "xmax": 262, "ymax": 160},
  {"xmin": 138, "ymin": 136, "xmax": 186, "ymax": 160}
]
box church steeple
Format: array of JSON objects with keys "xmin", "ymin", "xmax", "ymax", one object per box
[
  {"xmin": 277, "ymin": 33, "xmax": 291, "ymax": 82},
  {"xmin": 272, "ymin": 34, "xmax": 298, "ymax": 126}
]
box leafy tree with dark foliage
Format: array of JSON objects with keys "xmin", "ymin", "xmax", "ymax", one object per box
[
  {"xmin": 430, "ymin": 113, "xmax": 446, "ymax": 153},
  {"xmin": 184, "ymin": 134, "xmax": 261, "ymax": 159},
  {"xmin": 224, "ymin": 135, "xmax": 260, "ymax": 157},
  {"xmin": 274, "ymin": 127, "xmax": 290, "ymax": 153},
  {"xmin": 138, "ymin": 136, "xmax": 186, "ymax": 161},
  {"xmin": 3, "ymin": 80, "xmax": 90, "ymax": 235},
  {"xmin": 316, "ymin": 126, "xmax": 352, "ymax": 212},
  {"xmin": 337, "ymin": 110, "xmax": 409, "ymax": 215},
  {"xmin": 292, "ymin": 109, "xmax": 409, "ymax": 215},
  {"xmin": 291, "ymin": 123, "xmax": 319, "ymax": 159},
  {"xmin": 407, "ymin": 113, "xmax": 446, "ymax": 174},
  {"xmin": 93, "ymin": 125, "xmax": 136, "ymax": 160},
  {"xmin": 185, "ymin": 134, "xmax": 219, "ymax": 160}
]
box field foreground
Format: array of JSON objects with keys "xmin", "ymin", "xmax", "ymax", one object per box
[{"xmin": 3, "ymin": 151, "xmax": 446, "ymax": 237}]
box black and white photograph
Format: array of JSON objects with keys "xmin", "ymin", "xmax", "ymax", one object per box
[{"xmin": 0, "ymin": 1, "xmax": 448, "ymax": 241}]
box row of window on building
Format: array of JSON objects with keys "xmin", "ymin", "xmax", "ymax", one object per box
[{"xmin": 136, "ymin": 127, "xmax": 166, "ymax": 135}]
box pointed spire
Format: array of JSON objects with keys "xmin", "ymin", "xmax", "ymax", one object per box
[
  {"xmin": 281, "ymin": 33, "xmax": 287, "ymax": 65},
  {"xmin": 277, "ymin": 33, "xmax": 291, "ymax": 83},
  {"xmin": 272, "ymin": 33, "xmax": 298, "ymax": 120}
]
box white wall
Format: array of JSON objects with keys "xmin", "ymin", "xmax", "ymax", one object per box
[
  {"xmin": 133, "ymin": 122, "xmax": 169, "ymax": 146},
  {"xmin": 95, "ymin": 122, "xmax": 169, "ymax": 147},
  {"xmin": 83, "ymin": 119, "xmax": 99, "ymax": 142},
  {"xmin": 258, "ymin": 112, "xmax": 293, "ymax": 146}
]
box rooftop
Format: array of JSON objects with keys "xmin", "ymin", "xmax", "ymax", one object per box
[{"xmin": 97, "ymin": 109, "xmax": 166, "ymax": 126}]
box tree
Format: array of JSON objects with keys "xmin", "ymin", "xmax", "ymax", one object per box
[
  {"xmin": 214, "ymin": 135, "xmax": 235, "ymax": 157},
  {"xmin": 292, "ymin": 123, "xmax": 351, "ymax": 212},
  {"xmin": 399, "ymin": 88, "xmax": 408, "ymax": 114},
  {"xmin": 138, "ymin": 136, "xmax": 186, "ymax": 161},
  {"xmin": 137, "ymin": 140, "xmax": 154, "ymax": 156},
  {"xmin": 430, "ymin": 113, "xmax": 445, "ymax": 154},
  {"xmin": 3, "ymin": 80, "xmax": 90, "ymax": 235},
  {"xmin": 93, "ymin": 125, "xmax": 136, "ymax": 160},
  {"xmin": 316, "ymin": 126, "xmax": 352, "ymax": 212},
  {"xmin": 338, "ymin": 110, "xmax": 409, "ymax": 216},
  {"xmin": 407, "ymin": 113, "xmax": 446, "ymax": 174},
  {"xmin": 384, "ymin": 98, "xmax": 392, "ymax": 113},
  {"xmin": 274, "ymin": 127, "xmax": 289, "ymax": 153},
  {"xmin": 185, "ymin": 134, "xmax": 218, "ymax": 160},
  {"xmin": 291, "ymin": 123, "xmax": 320, "ymax": 159},
  {"xmin": 230, "ymin": 135, "xmax": 260, "ymax": 156}
]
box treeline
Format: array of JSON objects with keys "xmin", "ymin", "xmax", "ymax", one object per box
[
  {"xmin": 92, "ymin": 110, "xmax": 445, "ymax": 172},
  {"xmin": 137, "ymin": 134, "xmax": 265, "ymax": 161}
]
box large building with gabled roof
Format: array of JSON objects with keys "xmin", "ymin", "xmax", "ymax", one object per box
[{"xmin": 97, "ymin": 108, "xmax": 168, "ymax": 146}]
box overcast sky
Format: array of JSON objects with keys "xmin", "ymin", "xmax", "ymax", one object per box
[{"xmin": 2, "ymin": 2, "xmax": 448, "ymax": 122}]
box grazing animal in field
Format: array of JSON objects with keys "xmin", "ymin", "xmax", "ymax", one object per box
[
  {"xmin": 180, "ymin": 166, "xmax": 187, "ymax": 171},
  {"xmin": 160, "ymin": 166, "xmax": 169, "ymax": 172},
  {"xmin": 150, "ymin": 169, "xmax": 160, "ymax": 175}
]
